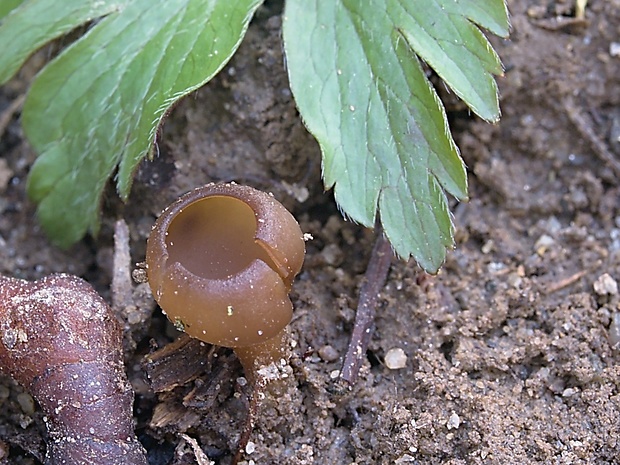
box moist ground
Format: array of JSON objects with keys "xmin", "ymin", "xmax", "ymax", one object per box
[{"xmin": 0, "ymin": 0, "xmax": 619, "ymax": 464}]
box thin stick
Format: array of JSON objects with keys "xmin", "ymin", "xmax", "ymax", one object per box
[
  {"xmin": 340, "ymin": 231, "xmax": 393, "ymax": 385},
  {"xmin": 112, "ymin": 219, "xmax": 133, "ymax": 312},
  {"xmin": 544, "ymin": 269, "xmax": 588, "ymax": 294},
  {"xmin": 179, "ymin": 434, "xmax": 214, "ymax": 465},
  {"xmin": 563, "ymin": 98, "xmax": 620, "ymax": 179},
  {"xmin": 232, "ymin": 383, "xmax": 259, "ymax": 465}
]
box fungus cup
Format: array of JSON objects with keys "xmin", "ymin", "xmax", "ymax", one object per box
[{"xmin": 146, "ymin": 182, "xmax": 305, "ymax": 377}]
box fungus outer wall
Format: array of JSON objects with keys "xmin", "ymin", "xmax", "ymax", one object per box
[{"xmin": 146, "ymin": 183, "xmax": 305, "ymax": 348}]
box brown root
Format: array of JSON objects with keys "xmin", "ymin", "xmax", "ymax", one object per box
[{"xmin": 0, "ymin": 273, "xmax": 147, "ymax": 465}]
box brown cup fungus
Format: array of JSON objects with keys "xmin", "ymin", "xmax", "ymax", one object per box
[{"xmin": 146, "ymin": 183, "xmax": 304, "ymax": 367}]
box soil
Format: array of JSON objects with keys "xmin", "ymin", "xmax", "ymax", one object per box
[{"xmin": 1, "ymin": 0, "xmax": 620, "ymax": 464}]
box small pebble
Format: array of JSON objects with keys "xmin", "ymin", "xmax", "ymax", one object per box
[
  {"xmin": 562, "ymin": 388, "xmax": 578, "ymax": 397},
  {"xmin": 446, "ymin": 412, "xmax": 461, "ymax": 430},
  {"xmin": 384, "ymin": 348, "xmax": 407, "ymax": 369},
  {"xmin": 320, "ymin": 244, "xmax": 343, "ymax": 266},
  {"xmin": 17, "ymin": 392, "xmax": 35, "ymax": 415},
  {"xmin": 0, "ymin": 385, "xmax": 9, "ymax": 402},
  {"xmin": 611, "ymin": 118, "xmax": 620, "ymax": 146},
  {"xmin": 593, "ymin": 273, "xmax": 618, "ymax": 296},
  {"xmin": 318, "ymin": 345, "xmax": 339, "ymax": 362},
  {"xmin": 535, "ymin": 234, "xmax": 555, "ymax": 256},
  {"xmin": 609, "ymin": 312, "xmax": 620, "ymax": 347},
  {"xmin": 507, "ymin": 272, "xmax": 523, "ymax": 288},
  {"xmin": 245, "ymin": 441, "xmax": 256, "ymax": 454},
  {"xmin": 394, "ymin": 454, "xmax": 417, "ymax": 464},
  {"xmin": 481, "ymin": 240, "xmax": 494, "ymax": 254},
  {"xmin": 543, "ymin": 216, "xmax": 562, "ymax": 234}
]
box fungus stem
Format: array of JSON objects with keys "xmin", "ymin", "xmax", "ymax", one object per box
[{"xmin": 232, "ymin": 329, "xmax": 292, "ymax": 465}]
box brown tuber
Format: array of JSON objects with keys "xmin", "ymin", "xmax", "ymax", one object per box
[
  {"xmin": 0, "ymin": 274, "xmax": 147, "ymax": 465},
  {"xmin": 146, "ymin": 182, "xmax": 305, "ymax": 370}
]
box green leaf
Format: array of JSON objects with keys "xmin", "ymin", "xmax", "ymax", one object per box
[
  {"xmin": 394, "ymin": 0, "xmax": 507, "ymax": 122},
  {"xmin": 18, "ymin": 0, "xmax": 262, "ymax": 247},
  {"xmin": 283, "ymin": 0, "xmax": 508, "ymax": 272},
  {"xmin": 447, "ymin": 0, "xmax": 510, "ymax": 38},
  {"xmin": 0, "ymin": 0, "xmax": 127, "ymax": 85},
  {"xmin": 0, "ymin": 0, "xmax": 24, "ymax": 21}
]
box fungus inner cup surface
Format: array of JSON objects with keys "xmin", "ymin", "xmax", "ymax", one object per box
[
  {"xmin": 146, "ymin": 184, "xmax": 305, "ymax": 348},
  {"xmin": 166, "ymin": 196, "xmax": 278, "ymax": 280}
]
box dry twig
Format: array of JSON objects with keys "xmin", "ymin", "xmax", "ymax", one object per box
[
  {"xmin": 564, "ymin": 98, "xmax": 620, "ymax": 180},
  {"xmin": 340, "ymin": 231, "xmax": 393, "ymax": 385},
  {"xmin": 544, "ymin": 269, "xmax": 588, "ymax": 294}
]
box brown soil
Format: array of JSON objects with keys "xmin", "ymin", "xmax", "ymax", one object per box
[{"xmin": 1, "ymin": 0, "xmax": 620, "ymax": 464}]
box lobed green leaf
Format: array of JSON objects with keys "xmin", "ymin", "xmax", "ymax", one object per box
[
  {"xmin": 0, "ymin": 0, "xmax": 127, "ymax": 85},
  {"xmin": 0, "ymin": 0, "xmax": 24, "ymax": 21},
  {"xmin": 17, "ymin": 0, "xmax": 262, "ymax": 247},
  {"xmin": 283, "ymin": 0, "xmax": 508, "ymax": 272}
]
